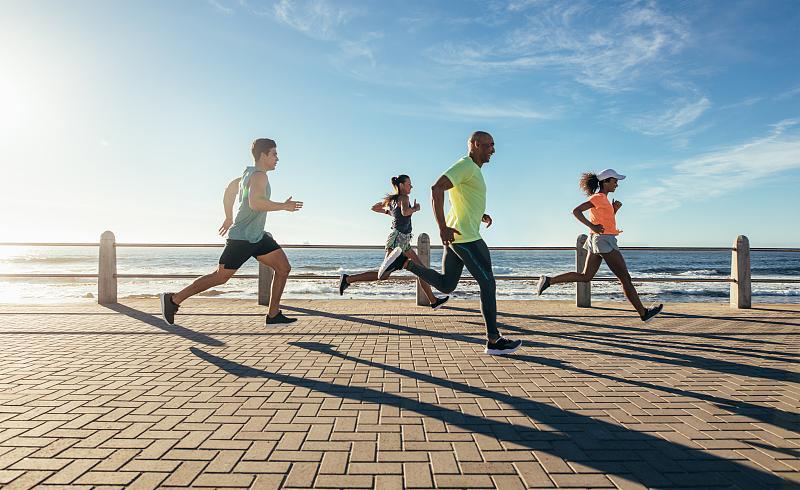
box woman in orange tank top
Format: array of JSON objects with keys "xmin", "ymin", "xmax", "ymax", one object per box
[{"xmin": 536, "ymin": 169, "xmax": 663, "ymax": 322}]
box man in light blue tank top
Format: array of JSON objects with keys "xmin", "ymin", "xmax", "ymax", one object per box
[{"xmin": 160, "ymin": 138, "xmax": 304, "ymax": 326}]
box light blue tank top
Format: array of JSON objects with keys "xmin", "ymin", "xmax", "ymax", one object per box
[{"xmin": 228, "ymin": 167, "xmax": 271, "ymax": 243}]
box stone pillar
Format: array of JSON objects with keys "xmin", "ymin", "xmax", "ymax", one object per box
[
  {"xmin": 416, "ymin": 233, "xmax": 431, "ymax": 306},
  {"xmin": 731, "ymin": 235, "xmax": 751, "ymax": 309},
  {"xmin": 576, "ymin": 234, "xmax": 591, "ymax": 308},
  {"xmin": 98, "ymin": 231, "xmax": 117, "ymax": 304}
]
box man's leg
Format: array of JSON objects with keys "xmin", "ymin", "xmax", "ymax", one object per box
[
  {"xmin": 405, "ymin": 245, "xmax": 464, "ymax": 294},
  {"xmin": 451, "ymin": 240, "xmax": 499, "ymax": 340},
  {"xmin": 172, "ymin": 265, "xmax": 237, "ymax": 305},
  {"xmin": 256, "ymin": 248, "xmax": 292, "ymax": 319}
]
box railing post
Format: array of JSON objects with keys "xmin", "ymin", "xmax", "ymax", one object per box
[
  {"xmin": 416, "ymin": 233, "xmax": 431, "ymax": 306},
  {"xmin": 98, "ymin": 231, "xmax": 117, "ymax": 304},
  {"xmin": 731, "ymin": 235, "xmax": 751, "ymax": 309},
  {"xmin": 258, "ymin": 263, "xmax": 274, "ymax": 307},
  {"xmin": 576, "ymin": 234, "xmax": 591, "ymax": 307}
]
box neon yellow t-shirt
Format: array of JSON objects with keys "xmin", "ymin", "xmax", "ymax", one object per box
[{"xmin": 443, "ymin": 156, "xmax": 486, "ymax": 244}]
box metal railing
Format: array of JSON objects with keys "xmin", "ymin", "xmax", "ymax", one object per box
[{"xmin": 1, "ymin": 231, "xmax": 798, "ymax": 308}]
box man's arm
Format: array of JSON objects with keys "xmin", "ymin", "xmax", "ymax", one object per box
[
  {"xmin": 247, "ymin": 172, "xmax": 303, "ymax": 212},
  {"xmin": 219, "ymin": 177, "xmax": 240, "ymax": 236},
  {"xmin": 431, "ymin": 175, "xmax": 460, "ymax": 245}
]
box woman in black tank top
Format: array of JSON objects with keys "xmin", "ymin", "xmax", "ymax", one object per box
[{"xmin": 337, "ymin": 175, "xmax": 448, "ymax": 309}]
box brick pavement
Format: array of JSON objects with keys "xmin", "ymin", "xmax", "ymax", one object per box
[{"xmin": 0, "ymin": 299, "xmax": 798, "ymax": 489}]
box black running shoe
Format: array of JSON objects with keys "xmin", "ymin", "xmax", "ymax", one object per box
[
  {"xmin": 338, "ymin": 274, "xmax": 350, "ymax": 295},
  {"xmin": 484, "ymin": 337, "xmax": 522, "ymax": 355},
  {"xmin": 378, "ymin": 247, "xmax": 408, "ymax": 280},
  {"xmin": 430, "ymin": 295, "xmax": 449, "ymax": 310},
  {"xmin": 641, "ymin": 303, "xmax": 664, "ymax": 322},
  {"xmin": 536, "ymin": 275, "xmax": 551, "ymax": 296},
  {"xmin": 266, "ymin": 311, "xmax": 297, "ymax": 325},
  {"xmin": 159, "ymin": 292, "xmax": 179, "ymax": 325}
]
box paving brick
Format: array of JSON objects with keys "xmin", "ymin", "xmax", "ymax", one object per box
[{"xmin": 0, "ymin": 299, "xmax": 797, "ymax": 490}]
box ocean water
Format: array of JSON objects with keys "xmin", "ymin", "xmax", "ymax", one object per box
[{"xmin": 0, "ymin": 246, "xmax": 798, "ymax": 304}]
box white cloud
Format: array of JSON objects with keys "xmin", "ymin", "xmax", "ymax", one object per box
[
  {"xmin": 273, "ymin": 0, "xmax": 360, "ymax": 41},
  {"xmin": 207, "ymin": 0, "xmax": 233, "ymax": 14},
  {"xmin": 427, "ymin": 1, "xmax": 689, "ymax": 92},
  {"xmin": 440, "ymin": 102, "xmax": 554, "ymax": 120},
  {"xmin": 628, "ymin": 96, "xmax": 711, "ymax": 135},
  {"xmin": 634, "ymin": 119, "xmax": 800, "ymax": 209}
]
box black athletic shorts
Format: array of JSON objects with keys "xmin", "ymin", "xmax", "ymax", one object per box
[{"xmin": 219, "ymin": 233, "xmax": 281, "ymax": 270}]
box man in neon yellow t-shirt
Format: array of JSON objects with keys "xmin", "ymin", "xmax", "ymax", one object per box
[{"xmin": 378, "ymin": 131, "xmax": 521, "ymax": 355}]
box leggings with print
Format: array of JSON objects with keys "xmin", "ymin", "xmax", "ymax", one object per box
[{"xmin": 406, "ymin": 239, "xmax": 498, "ymax": 340}]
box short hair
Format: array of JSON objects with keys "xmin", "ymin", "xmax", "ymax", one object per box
[
  {"xmin": 251, "ymin": 138, "xmax": 277, "ymax": 161},
  {"xmin": 468, "ymin": 131, "xmax": 492, "ymax": 144}
]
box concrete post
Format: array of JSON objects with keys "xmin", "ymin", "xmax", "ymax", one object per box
[
  {"xmin": 731, "ymin": 235, "xmax": 751, "ymax": 309},
  {"xmin": 576, "ymin": 234, "xmax": 591, "ymax": 307},
  {"xmin": 416, "ymin": 233, "xmax": 431, "ymax": 306},
  {"xmin": 98, "ymin": 231, "xmax": 117, "ymax": 304},
  {"xmin": 258, "ymin": 263, "xmax": 274, "ymax": 307}
]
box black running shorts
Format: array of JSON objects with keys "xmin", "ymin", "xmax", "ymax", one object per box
[{"xmin": 219, "ymin": 233, "xmax": 281, "ymax": 270}]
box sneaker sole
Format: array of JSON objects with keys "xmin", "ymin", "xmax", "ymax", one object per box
[
  {"xmin": 378, "ymin": 248, "xmax": 403, "ymax": 279},
  {"xmin": 484, "ymin": 343, "xmax": 521, "ymax": 355},
  {"xmin": 159, "ymin": 293, "xmax": 173, "ymax": 325}
]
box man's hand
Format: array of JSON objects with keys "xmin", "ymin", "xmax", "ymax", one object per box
[
  {"xmin": 283, "ymin": 197, "xmax": 303, "ymax": 212},
  {"xmin": 440, "ymin": 226, "xmax": 461, "ymax": 246},
  {"xmin": 590, "ymin": 223, "xmax": 604, "ymax": 234},
  {"xmin": 218, "ymin": 218, "xmax": 233, "ymax": 236},
  {"xmin": 482, "ymin": 214, "xmax": 493, "ymax": 228}
]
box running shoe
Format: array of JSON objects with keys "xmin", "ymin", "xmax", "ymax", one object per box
[
  {"xmin": 266, "ymin": 311, "xmax": 297, "ymax": 325},
  {"xmin": 159, "ymin": 292, "xmax": 179, "ymax": 325},
  {"xmin": 430, "ymin": 295, "xmax": 449, "ymax": 310},
  {"xmin": 536, "ymin": 275, "xmax": 551, "ymax": 296},
  {"xmin": 338, "ymin": 274, "xmax": 350, "ymax": 295},
  {"xmin": 641, "ymin": 303, "xmax": 664, "ymax": 322},
  {"xmin": 484, "ymin": 337, "xmax": 522, "ymax": 355},
  {"xmin": 378, "ymin": 247, "xmax": 408, "ymax": 280}
]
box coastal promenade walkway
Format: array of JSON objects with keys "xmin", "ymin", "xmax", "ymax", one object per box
[{"xmin": 0, "ymin": 299, "xmax": 797, "ymax": 489}]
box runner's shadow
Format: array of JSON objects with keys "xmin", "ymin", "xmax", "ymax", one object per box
[
  {"xmin": 103, "ymin": 304, "xmax": 224, "ymax": 347},
  {"xmin": 449, "ymin": 304, "xmax": 790, "ymax": 345},
  {"xmin": 474, "ymin": 321, "xmax": 799, "ymax": 384},
  {"xmin": 191, "ymin": 345, "xmax": 786, "ymax": 488},
  {"xmin": 280, "ymin": 305, "xmax": 485, "ymax": 346}
]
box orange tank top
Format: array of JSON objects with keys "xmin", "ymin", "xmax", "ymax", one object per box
[{"xmin": 587, "ymin": 193, "xmax": 621, "ymax": 235}]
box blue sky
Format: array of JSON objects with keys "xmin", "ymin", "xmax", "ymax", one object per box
[{"xmin": 1, "ymin": 0, "xmax": 798, "ymax": 246}]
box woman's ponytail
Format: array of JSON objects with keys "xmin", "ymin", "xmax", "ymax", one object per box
[{"xmin": 579, "ymin": 172, "xmax": 600, "ymax": 196}]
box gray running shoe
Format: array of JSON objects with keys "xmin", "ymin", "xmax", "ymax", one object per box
[
  {"xmin": 266, "ymin": 311, "xmax": 297, "ymax": 325},
  {"xmin": 338, "ymin": 274, "xmax": 350, "ymax": 295},
  {"xmin": 641, "ymin": 304, "xmax": 663, "ymax": 322},
  {"xmin": 484, "ymin": 337, "xmax": 522, "ymax": 355},
  {"xmin": 430, "ymin": 295, "xmax": 449, "ymax": 310},
  {"xmin": 159, "ymin": 293, "xmax": 179, "ymax": 325},
  {"xmin": 536, "ymin": 275, "xmax": 551, "ymax": 296}
]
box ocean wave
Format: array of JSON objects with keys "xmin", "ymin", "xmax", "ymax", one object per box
[
  {"xmin": 492, "ymin": 266, "xmax": 515, "ymax": 274},
  {"xmin": 753, "ymin": 289, "xmax": 800, "ymax": 297},
  {"xmin": 676, "ymin": 269, "xmax": 724, "ymax": 276},
  {"xmin": 639, "ymin": 267, "xmax": 725, "ymax": 276}
]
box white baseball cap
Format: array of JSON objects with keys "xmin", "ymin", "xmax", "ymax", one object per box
[{"xmin": 597, "ymin": 168, "xmax": 626, "ymax": 181}]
